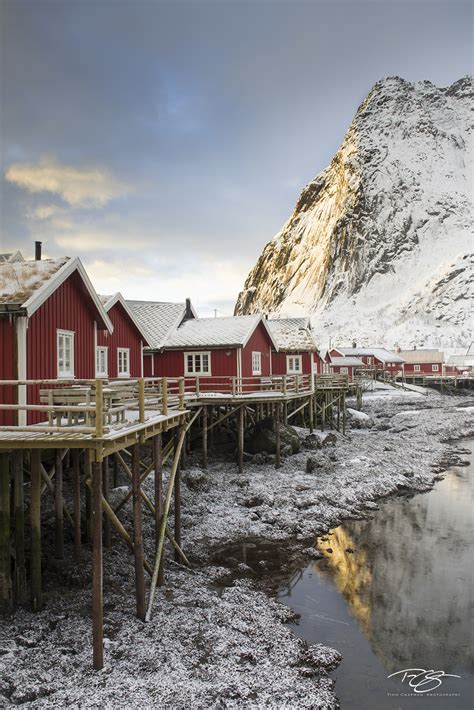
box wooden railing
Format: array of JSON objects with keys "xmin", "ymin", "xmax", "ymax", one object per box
[{"xmin": 314, "ymin": 373, "xmax": 349, "ymax": 389}]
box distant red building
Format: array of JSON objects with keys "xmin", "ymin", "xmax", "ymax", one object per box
[
  {"xmin": 97, "ymin": 293, "xmax": 149, "ymax": 379},
  {"xmin": 398, "ymin": 349, "xmax": 444, "ymax": 375},
  {"xmin": 332, "ymin": 347, "xmax": 405, "ymax": 375},
  {"xmin": 0, "ymin": 256, "xmax": 112, "ymax": 424},
  {"xmin": 267, "ymin": 318, "xmax": 317, "ymax": 379}
]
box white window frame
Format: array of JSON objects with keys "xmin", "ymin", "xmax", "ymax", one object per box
[
  {"xmin": 340, "ymin": 367, "xmax": 348, "ymax": 375},
  {"xmin": 117, "ymin": 348, "xmax": 130, "ymax": 378},
  {"xmin": 96, "ymin": 346, "xmax": 108, "ymax": 378},
  {"xmin": 57, "ymin": 329, "xmax": 75, "ymax": 378},
  {"xmin": 414, "ymin": 364, "xmax": 421, "ymax": 372},
  {"xmin": 184, "ymin": 351, "xmax": 211, "ymax": 376},
  {"xmin": 287, "ymin": 354, "xmax": 302, "ymax": 374},
  {"xmin": 251, "ymin": 351, "xmax": 262, "ymax": 375},
  {"xmin": 432, "ymin": 364, "xmax": 439, "ymax": 372},
  {"xmin": 366, "ymin": 357, "xmax": 373, "ymax": 365}
]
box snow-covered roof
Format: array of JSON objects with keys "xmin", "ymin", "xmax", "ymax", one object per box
[
  {"xmin": 127, "ymin": 300, "xmax": 194, "ymax": 349},
  {"xmin": 267, "ymin": 318, "xmax": 317, "ymax": 352},
  {"xmin": 0, "ymin": 251, "xmax": 24, "ymax": 263},
  {"xmin": 99, "ymin": 293, "xmax": 150, "ymax": 345},
  {"xmin": 165, "ymin": 314, "xmax": 278, "ymax": 349},
  {"xmin": 447, "ymin": 354, "xmax": 474, "ymax": 367},
  {"xmin": 398, "ymin": 349, "xmax": 444, "ymax": 364},
  {"xmin": 330, "ymin": 356, "xmax": 365, "ymax": 367},
  {"xmin": 0, "ymin": 257, "xmax": 113, "ymax": 331},
  {"xmin": 339, "ymin": 347, "xmax": 405, "ymax": 364}
]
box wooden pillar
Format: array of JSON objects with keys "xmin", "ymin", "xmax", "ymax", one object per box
[
  {"xmin": 153, "ymin": 434, "xmax": 164, "ymax": 586},
  {"xmin": 30, "ymin": 450, "xmax": 42, "ymax": 612},
  {"xmin": 72, "ymin": 450, "xmax": 82, "ymax": 563},
  {"xmin": 0, "ymin": 453, "xmax": 11, "ymax": 613},
  {"xmin": 132, "ymin": 444, "xmax": 145, "ymax": 620},
  {"xmin": 13, "ymin": 451, "xmax": 26, "ymax": 605},
  {"xmin": 202, "ymin": 406, "xmax": 208, "ymax": 469},
  {"xmin": 283, "ymin": 400, "xmax": 288, "ymax": 425},
  {"xmin": 321, "ymin": 394, "xmax": 326, "ymax": 431},
  {"xmin": 275, "ymin": 403, "xmax": 281, "ymax": 469},
  {"xmin": 92, "ymin": 460, "xmax": 104, "ymax": 670},
  {"xmin": 209, "ymin": 407, "xmax": 214, "ymax": 450},
  {"xmin": 174, "ymin": 428, "xmax": 182, "ymax": 561},
  {"xmin": 337, "ymin": 396, "xmax": 341, "ymax": 431},
  {"xmin": 55, "ymin": 449, "xmax": 64, "ymax": 560},
  {"xmin": 342, "ymin": 392, "xmax": 346, "ymax": 435},
  {"xmin": 102, "ymin": 457, "xmax": 111, "ymax": 548},
  {"xmin": 238, "ymin": 406, "xmax": 244, "ymax": 473},
  {"xmin": 112, "ymin": 454, "xmax": 119, "ymax": 488}
]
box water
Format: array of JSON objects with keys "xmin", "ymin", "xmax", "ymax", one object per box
[{"xmin": 277, "ymin": 439, "xmax": 474, "ymax": 709}]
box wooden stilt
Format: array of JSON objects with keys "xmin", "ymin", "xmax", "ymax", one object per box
[
  {"xmin": 283, "ymin": 401, "xmax": 288, "ymax": 425},
  {"xmin": 309, "ymin": 395, "xmax": 314, "ymax": 433},
  {"xmin": 85, "ymin": 451, "xmax": 92, "ymax": 543},
  {"xmin": 202, "ymin": 406, "xmax": 208, "ymax": 469},
  {"xmin": 275, "ymin": 404, "xmax": 281, "ymax": 469},
  {"xmin": 112, "ymin": 454, "xmax": 119, "ymax": 488},
  {"xmin": 13, "ymin": 451, "xmax": 26, "ymax": 605},
  {"xmin": 238, "ymin": 406, "xmax": 244, "ymax": 473},
  {"xmin": 132, "ymin": 444, "xmax": 145, "ymax": 621},
  {"xmin": 174, "ymin": 427, "xmax": 182, "ymax": 562},
  {"xmin": 0, "ymin": 453, "xmax": 11, "ymax": 613},
  {"xmin": 92, "ymin": 460, "xmax": 103, "ymax": 670},
  {"xmin": 72, "ymin": 450, "xmax": 82, "ymax": 563},
  {"xmin": 54, "ymin": 449, "xmax": 64, "ymax": 559},
  {"xmin": 342, "ymin": 393, "xmax": 346, "ymax": 435},
  {"xmin": 209, "ymin": 407, "xmax": 214, "ymax": 450},
  {"xmin": 30, "ymin": 450, "xmax": 42, "ymax": 612},
  {"xmin": 153, "ymin": 433, "xmax": 164, "ymax": 586},
  {"xmin": 102, "ymin": 457, "xmax": 111, "ymax": 548}
]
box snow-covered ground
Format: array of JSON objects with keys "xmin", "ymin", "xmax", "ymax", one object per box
[{"xmin": 1, "ymin": 385, "xmax": 472, "ymax": 708}]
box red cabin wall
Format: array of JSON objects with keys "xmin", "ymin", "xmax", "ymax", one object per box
[
  {"xmin": 241, "ymin": 323, "xmax": 272, "ymax": 378},
  {"xmin": 403, "ymin": 362, "xmax": 443, "ymax": 374},
  {"xmin": 271, "ymin": 351, "xmax": 312, "ymax": 376},
  {"xmin": 150, "ymin": 347, "xmax": 238, "ymax": 392},
  {"xmin": 26, "ymin": 272, "xmax": 101, "ymax": 423},
  {"xmin": 0, "ymin": 317, "xmax": 16, "ymax": 425},
  {"xmin": 97, "ymin": 302, "xmax": 142, "ymax": 378}
]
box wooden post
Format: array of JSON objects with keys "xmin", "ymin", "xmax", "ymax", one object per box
[
  {"xmin": 309, "ymin": 395, "xmax": 314, "ymax": 433},
  {"xmin": 174, "ymin": 428, "xmax": 182, "ymax": 561},
  {"xmin": 92, "ymin": 460, "xmax": 104, "ymax": 670},
  {"xmin": 13, "ymin": 451, "xmax": 26, "ymax": 604},
  {"xmin": 132, "ymin": 443, "xmax": 145, "ymax": 620},
  {"xmin": 95, "ymin": 379, "xmax": 104, "ymax": 438},
  {"xmin": 202, "ymin": 406, "xmax": 208, "ymax": 469},
  {"xmin": 30, "ymin": 450, "xmax": 42, "ymax": 611},
  {"xmin": 275, "ymin": 404, "xmax": 281, "ymax": 469},
  {"xmin": 72, "ymin": 450, "xmax": 82, "ymax": 563},
  {"xmin": 0, "ymin": 454, "xmax": 11, "ymax": 613},
  {"xmin": 85, "ymin": 451, "xmax": 92, "ymax": 544},
  {"xmin": 153, "ymin": 434, "xmax": 164, "ymax": 586},
  {"xmin": 102, "ymin": 457, "xmax": 111, "ymax": 548},
  {"xmin": 238, "ymin": 406, "xmax": 244, "ymax": 473},
  {"xmin": 161, "ymin": 378, "xmax": 168, "ymax": 416},
  {"xmin": 55, "ymin": 449, "xmax": 64, "ymax": 560},
  {"xmin": 178, "ymin": 377, "xmax": 185, "ymax": 410},
  {"xmin": 337, "ymin": 396, "xmax": 341, "ymax": 432},
  {"xmin": 342, "ymin": 392, "xmax": 346, "ymax": 435},
  {"xmin": 138, "ymin": 377, "xmax": 145, "ymax": 423}
]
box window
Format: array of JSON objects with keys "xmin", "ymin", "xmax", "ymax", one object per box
[
  {"xmin": 340, "ymin": 367, "xmax": 348, "ymax": 375},
  {"xmin": 96, "ymin": 347, "xmax": 108, "ymax": 377},
  {"xmin": 57, "ymin": 330, "xmax": 74, "ymax": 378},
  {"xmin": 252, "ymin": 351, "xmax": 262, "ymax": 375},
  {"xmin": 414, "ymin": 364, "xmax": 421, "ymax": 372},
  {"xmin": 367, "ymin": 357, "xmax": 373, "ymax": 365},
  {"xmin": 432, "ymin": 364, "xmax": 439, "ymax": 372},
  {"xmin": 185, "ymin": 351, "xmax": 211, "ymax": 375},
  {"xmin": 287, "ymin": 355, "xmax": 302, "ymax": 374},
  {"xmin": 117, "ymin": 348, "xmax": 130, "ymax": 377}
]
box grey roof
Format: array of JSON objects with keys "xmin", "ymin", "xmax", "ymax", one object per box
[
  {"xmin": 330, "ymin": 356, "xmax": 365, "ymax": 367},
  {"xmin": 0, "ymin": 251, "xmax": 24, "ymax": 263},
  {"xmin": 268, "ymin": 318, "xmax": 317, "ymax": 352},
  {"xmin": 165, "ymin": 314, "xmax": 275, "ymax": 349},
  {"xmin": 126, "ymin": 300, "xmax": 189, "ymax": 349},
  {"xmin": 398, "ymin": 349, "xmax": 444, "ymax": 364},
  {"xmin": 339, "ymin": 347, "xmax": 405, "ymax": 364},
  {"xmin": 447, "ymin": 354, "xmax": 474, "ymax": 367}
]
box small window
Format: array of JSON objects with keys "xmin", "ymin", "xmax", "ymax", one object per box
[
  {"xmin": 185, "ymin": 351, "xmax": 211, "ymax": 375},
  {"xmin": 117, "ymin": 348, "xmax": 130, "ymax": 377},
  {"xmin": 252, "ymin": 351, "xmax": 262, "ymax": 375},
  {"xmin": 414, "ymin": 364, "xmax": 421, "ymax": 372},
  {"xmin": 96, "ymin": 347, "xmax": 108, "ymax": 377},
  {"xmin": 57, "ymin": 330, "xmax": 75, "ymax": 378},
  {"xmin": 432, "ymin": 364, "xmax": 439, "ymax": 372},
  {"xmin": 287, "ymin": 355, "xmax": 302, "ymax": 374},
  {"xmin": 367, "ymin": 357, "xmax": 373, "ymax": 365},
  {"xmin": 340, "ymin": 367, "xmax": 348, "ymax": 375}
]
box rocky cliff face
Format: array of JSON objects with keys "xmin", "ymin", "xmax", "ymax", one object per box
[{"xmin": 235, "ymin": 76, "xmax": 472, "ymax": 349}]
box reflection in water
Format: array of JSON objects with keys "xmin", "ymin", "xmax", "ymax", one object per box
[{"xmin": 278, "ymin": 439, "xmax": 474, "ymax": 709}]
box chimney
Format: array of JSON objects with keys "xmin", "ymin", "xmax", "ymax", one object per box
[
  {"xmin": 352, "ymin": 341, "xmax": 357, "ymax": 349},
  {"xmin": 35, "ymin": 241, "xmax": 42, "ymax": 260},
  {"xmin": 184, "ymin": 297, "xmax": 193, "ymax": 321}
]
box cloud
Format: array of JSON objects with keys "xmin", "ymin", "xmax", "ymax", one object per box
[
  {"xmin": 5, "ymin": 156, "xmax": 128, "ymax": 207},
  {"xmin": 28, "ymin": 204, "xmax": 62, "ymax": 220}
]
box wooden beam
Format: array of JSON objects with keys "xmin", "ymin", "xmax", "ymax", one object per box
[
  {"xmin": 102, "ymin": 457, "xmax": 111, "ymax": 548},
  {"xmin": 0, "ymin": 453, "xmax": 11, "ymax": 613},
  {"xmin": 202, "ymin": 406, "xmax": 208, "ymax": 469},
  {"xmin": 153, "ymin": 434, "xmax": 164, "ymax": 586},
  {"xmin": 92, "ymin": 460, "xmax": 104, "ymax": 670},
  {"xmin": 275, "ymin": 404, "xmax": 281, "ymax": 469},
  {"xmin": 54, "ymin": 450, "xmax": 64, "ymax": 560},
  {"xmin": 132, "ymin": 444, "xmax": 145, "ymax": 621},
  {"xmin": 174, "ymin": 430, "xmax": 181, "ymax": 561},
  {"xmin": 30, "ymin": 450, "xmax": 42, "ymax": 611},
  {"xmin": 13, "ymin": 450, "xmax": 26, "ymax": 604},
  {"xmin": 72, "ymin": 450, "xmax": 82, "ymax": 563},
  {"xmin": 238, "ymin": 406, "xmax": 244, "ymax": 473}
]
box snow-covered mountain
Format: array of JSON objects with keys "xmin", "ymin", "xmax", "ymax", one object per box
[{"xmin": 235, "ymin": 76, "xmax": 472, "ymax": 350}]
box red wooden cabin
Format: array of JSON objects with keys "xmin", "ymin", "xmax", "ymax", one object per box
[
  {"xmin": 333, "ymin": 347, "xmax": 405, "ymax": 375},
  {"xmin": 267, "ymin": 318, "xmax": 317, "ymax": 377},
  {"xmin": 328, "ymin": 356, "xmax": 364, "ymax": 380},
  {"xmin": 97, "ymin": 293, "xmax": 149, "ymax": 378},
  {"xmin": 398, "ymin": 349, "xmax": 445, "ymax": 375},
  {"xmin": 0, "ymin": 257, "xmax": 112, "ymax": 425}
]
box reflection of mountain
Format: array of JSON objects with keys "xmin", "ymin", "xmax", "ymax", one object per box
[{"xmin": 316, "ymin": 464, "xmax": 474, "ymax": 674}]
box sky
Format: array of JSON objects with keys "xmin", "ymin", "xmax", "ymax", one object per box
[{"xmin": 0, "ymin": 0, "xmax": 472, "ymax": 316}]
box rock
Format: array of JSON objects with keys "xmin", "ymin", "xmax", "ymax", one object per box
[
  {"xmin": 304, "ymin": 643, "xmax": 342, "ymax": 671},
  {"xmin": 303, "ymin": 547, "xmax": 324, "ymax": 559},
  {"xmin": 347, "ymin": 408, "xmax": 373, "ymax": 429},
  {"xmin": 246, "ymin": 419, "xmax": 300, "ymax": 455},
  {"xmin": 184, "ymin": 468, "xmax": 211, "ymax": 491},
  {"xmin": 320, "ymin": 432, "xmax": 337, "ymax": 447},
  {"xmin": 303, "ymin": 433, "xmax": 322, "ymax": 450},
  {"xmin": 306, "ymin": 457, "xmax": 316, "ymax": 473}
]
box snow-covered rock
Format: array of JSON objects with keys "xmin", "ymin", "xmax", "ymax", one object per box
[{"xmin": 235, "ymin": 76, "xmax": 472, "ymax": 350}]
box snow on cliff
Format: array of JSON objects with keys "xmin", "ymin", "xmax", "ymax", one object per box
[{"xmin": 235, "ymin": 76, "xmax": 473, "ymax": 349}]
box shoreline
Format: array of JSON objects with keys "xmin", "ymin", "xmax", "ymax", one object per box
[{"xmin": 0, "ymin": 387, "xmax": 472, "ymax": 708}]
